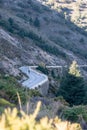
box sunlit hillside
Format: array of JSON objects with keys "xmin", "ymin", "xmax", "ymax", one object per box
[{"xmin": 0, "ymin": 0, "xmax": 87, "ymax": 130}]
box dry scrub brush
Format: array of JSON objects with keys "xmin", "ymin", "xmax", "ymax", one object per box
[{"xmin": 0, "ymin": 101, "xmax": 81, "ymax": 130}]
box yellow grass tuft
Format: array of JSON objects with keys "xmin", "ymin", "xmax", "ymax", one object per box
[{"xmin": 0, "ymin": 102, "xmax": 82, "ymax": 130}]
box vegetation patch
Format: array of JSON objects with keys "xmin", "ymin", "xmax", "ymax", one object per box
[
  {"xmin": 57, "ymin": 61, "xmax": 86, "ymax": 106},
  {"xmin": 0, "ymin": 74, "xmax": 27, "ymax": 104},
  {"xmin": 54, "ymin": 96, "xmax": 69, "ymax": 106},
  {"xmin": 62, "ymin": 105, "xmax": 87, "ymax": 123},
  {"xmin": 0, "ymin": 98, "xmax": 15, "ymax": 107},
  {"xmin": 0, "ymin": 102, "xmax": 82, "ymax": 130},
  {"xmin": 0, "ymin": 18, "xmax": 66, "ymax": 58},
  {"xmin": 0, "ymin": 73, "xmax": 42, "ymax": 106},
  {"xmin": 36, "ymin": 64, "xmax": 49, "ymax": 75}
]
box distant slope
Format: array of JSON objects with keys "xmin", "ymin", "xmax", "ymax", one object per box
[{"xmin": 0, "ymin": 0, "xmax": 87, "ymax": 70}]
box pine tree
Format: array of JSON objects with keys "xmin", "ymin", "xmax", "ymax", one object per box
[
  {"xmin": 57, "ymin": 61, "xmax": 86, "ymax": 106},
  {"xmin": 34, "ymin": 17, "xmax": 40, "ymax": 28}
]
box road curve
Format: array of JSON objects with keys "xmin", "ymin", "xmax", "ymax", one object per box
[{"xmin": 19, "ymin": 66, "xmax": 48, "ymax": 89}]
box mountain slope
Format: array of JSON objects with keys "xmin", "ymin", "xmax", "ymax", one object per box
[{"xmin": 0, "ymin": 0, "xmax": 87, "ymax": 72}]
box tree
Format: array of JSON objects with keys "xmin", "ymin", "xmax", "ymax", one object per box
[
  {"xmin": 34, "ymin": 17, "xmax": 40, "ymax": 27},
  {"xmin": 57, "ymin": 61, "xmax": 86, "ymax": 106},
  {"xmin": 36, "ymin": 63, "xmax": 48, "ymax": 75},
  {"xmin": 8, "ymin": 18, "xmax": 14, "ymax": 26},
  {"xmin": 69, "ymin": 60, "xmax": 81, "ymax": 77}
]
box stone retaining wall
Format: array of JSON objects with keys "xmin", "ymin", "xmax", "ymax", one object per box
[{"xmin": 37, "ymin": 80, "xmax": 49, "ymax": 96}]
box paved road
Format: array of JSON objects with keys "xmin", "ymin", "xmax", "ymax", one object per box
[
  {"xmin": 29, "ymin": 65, "xmax": 87, "ymax": 69},
  {"xmin": 19, "ymin": 65, "xmax": 87, "ymax": 89},
  {"xmin": 19, "ymin": 66, "xmax": 48, "ymax": 89}
]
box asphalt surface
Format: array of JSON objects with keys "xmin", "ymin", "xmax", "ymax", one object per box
[{"xmin": 20, "ymin": 66, "xmax": 48, "ymax": 89}]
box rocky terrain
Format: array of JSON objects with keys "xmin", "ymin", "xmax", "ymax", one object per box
[
  {"xmin": 0, "ymin": 0, "xmax": 87, "ymax": 75},
  {"xmin": 1, "ymin": 2, "xmax": 87, "ymax": 129}
]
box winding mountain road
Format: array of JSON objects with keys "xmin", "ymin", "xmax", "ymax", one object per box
[
  {"xmin": 20, "ymin": 66, "xmax": 48, "ymax": 89},
  {"xmin": 19, "ymin": 65, "xmax": 87, "ymax": 89}
]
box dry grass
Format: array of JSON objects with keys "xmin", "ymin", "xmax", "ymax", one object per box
[{"xmin": 0, "ymin": 101, "xmax": 82, "ymax": 130}]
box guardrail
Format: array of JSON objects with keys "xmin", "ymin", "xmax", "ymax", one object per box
[{"xmin": 29, "ymin": 65, "xmax": 87, "ymax": 69}]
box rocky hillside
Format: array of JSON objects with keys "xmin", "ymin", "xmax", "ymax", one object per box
[{"xmin": 0, "ymin": 0, "xmax": 87, "ymax": 73}]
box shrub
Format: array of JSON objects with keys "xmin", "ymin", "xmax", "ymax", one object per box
[
  {"xmin": 31, "ymin": 3, "xmax": 43, "ymax": 13},
  {"xmin": 0, "ymin": 75, "xmax": 27, "ymax": 104},
  {"xmin": 37, "ymin": 64, "xmax": 48, "ymax": 75},
  {"xmin": 17, "ymin": 2, "xmax": 29, "ymax": 8},
  {"xmin": 0, "ymin": 102, "xmax": 82, "ymax": 130},
  {"xmin": 54, "ymin": 96, "xmax": 69, "ymax": 106},
  {"xmin": 0, "ymin": 98, "xmax": 15, "ymax": 107},
  {"xmin": 28, "ymin": 89, "xmax": 41, "ymax": 97},
  {"xmin": 62, "ymin": 106, "xmax": 87, "ymax": 123},
  {"xmin": 0, "ymin": 19, "xmax": 17, "ymax": 33},
  {"xmin": 34, "ymin": 17, "xmax": 40, "ymax": 27},
  {"xmin": 0, "ymin": 74, "xmax": 43, "ymax": 105},
  {"xmin": 79, "ymin": 38, "xmax": 84, "ymax": 43},
  {"xmin": 35, "ymin": 40, "xmax": 66, "ymax": 58},
  {"xmin": 8, "ymin": 18, "xmax": 14, "ymax": 26}
]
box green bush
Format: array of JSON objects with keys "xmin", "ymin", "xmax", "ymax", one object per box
[
  {"xmin": 17, "ymin": 2, "xmax": 29, "ymax": 8},
  {"xmin": 28, "ymin": 89, "xmax": 41, "ymax": 97},
  {"xmin": 0, "ymin": 73, "xmax": 43, "ymax": 105},
  {"xmin": 34, "ymin": 17, "xmax": 40, "ymax": 27},
  {"xmin": 0, "ymin": 18, "xmax": 18, "ymax": 33},
  {"xmin": 37, "ymin": 65, "xmax": 48, "ymax": 75},
  {"xmin": 79, "ymin": 38, "xmax": 84, "ymax": 43},
  {"xmin": 62, "ymin": 106, "xmax": 87, "ymax": 122},
  {"xmin": 54, "ymin": 96, "xmax": 69, "ymax": 106},
  {"xmin": 0, "ymin": 75, "xmax": 26, "ymax": 104},
  {"xmin": 0, "ymin": 98, "xmax": 15, "ymax": 107},
  {"xmin": 31, "ymin": 3, "xmax": 43, "ymax": 13}
]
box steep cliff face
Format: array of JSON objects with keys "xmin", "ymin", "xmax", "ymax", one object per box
[{"xmin": 0, "ymin": 0, "xmax": 87, "ymax": 72}]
